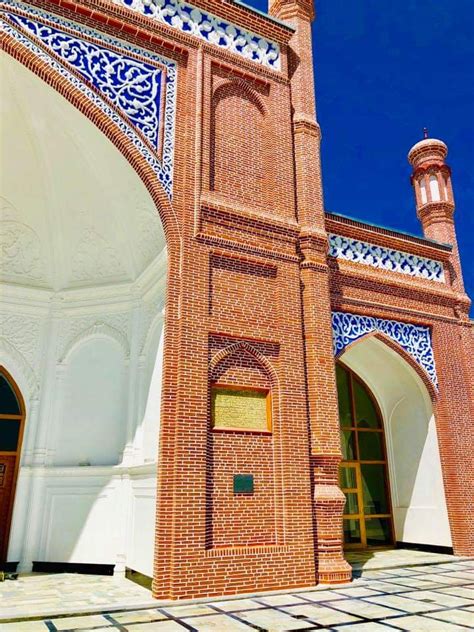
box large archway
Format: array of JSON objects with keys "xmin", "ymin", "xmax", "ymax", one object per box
[
  {"xmin": 337, "ymin": 335, "xmax": 452, "ymax": 550},
  {"xmin": 0, "ymin": 49, "xmax": 173, "ymax": 575}
]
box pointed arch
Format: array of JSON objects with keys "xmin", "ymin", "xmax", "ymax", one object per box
[
  {"xmin": 331, "ymin": 311, "xmax": 438, "ymax": 391},
  {"xmin": 2, "ymin": 23, "xmax": 181, "ymax": 261},
  {"xmin": 337, "ymin": 331, "xmax": 438, "ymax": 403},
  {"xmin": 210, "ymin": 341, "xmax": 279, "ymax": 390}
]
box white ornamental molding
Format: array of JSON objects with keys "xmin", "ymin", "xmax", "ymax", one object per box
[
  {"xmin": 331, "ymin": 311, "xmax": 438, "ymax": 388},
  {"xmin": 329, "ymin": 233, "xmax": 445, "ymax": 282},
  {"xmin": 71, "ymin": 226, "xmax": 127, "ymax": 282},
  {"xmin": 2, "ymin": 1, "xmax": 177, "ymax": 199},
  {"xmin": 60, "ymin": 321, "xmax": 130, "ymax": 362},
  {"xmin": 0, "ymin": 337, "xmax": 39, "ymax": 398},
  {"xmin": 113, "ymin": 0, "xmax": 281, "ymax": 70}
]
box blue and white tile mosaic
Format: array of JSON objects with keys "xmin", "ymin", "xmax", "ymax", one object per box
[
  {"xmin": 329, "ymin": 233, "xmax": 445, "ymax": 282},
  {"xmin": 332, "ymin": 311, "xmax": 438, "ymax": 387},
  {"xmin": 2, "ymin": 1, "xmax": 177, "ymax": 199},
  {"xmin": 114, "ymin": 0, "xmax": 281, "ymax": 70}
]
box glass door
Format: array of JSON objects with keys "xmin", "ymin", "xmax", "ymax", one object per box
[{"xmin": 337, "ymin": 363, "xmax": 394, "ymax": 549}]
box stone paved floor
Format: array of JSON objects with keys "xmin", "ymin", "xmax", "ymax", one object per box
[{"xmin": 0, "ymin": 558, "xmax": 473, "ymax": 631}]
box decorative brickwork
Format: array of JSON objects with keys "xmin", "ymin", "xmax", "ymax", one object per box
[
  {"xmin": 2, "ymin": 0, "xmax": 472, "ymax": 601},
  {"xmin": 113, "ymin": 0, "xmax": 281, "ymax": 69},
  {"xmin": 331, "ymin": 311, "xmax": 438, "ymax": 388}
]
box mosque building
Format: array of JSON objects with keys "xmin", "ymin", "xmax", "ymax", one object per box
[{"xmin": 1, "ymin": 0, "xmax": 473, "ymax": 599}]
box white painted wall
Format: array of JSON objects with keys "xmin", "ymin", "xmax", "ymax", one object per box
[
  {"xmin": 3, "ymin": 263, "xmax": 166, "ymax": 574},
  {"xmin": 342, "ymin": 336, "xmax": 452, "ymax": 548}
]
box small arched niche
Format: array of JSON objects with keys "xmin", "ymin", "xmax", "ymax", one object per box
[
  {"xmin": 338, "ymin": 335, "xmax": 452, "ymax": 549},
  {"xmin": 53, "ymin": 337, "xmax": 127, "ymax": 466},
  {"xmin": 210, "ymin": 80, "xmax": 270, "ymax": 207}
]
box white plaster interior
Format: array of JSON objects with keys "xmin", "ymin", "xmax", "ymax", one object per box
[
  {"xmin": 341, "ymin": 336, "xmax": 452, "ymax": 548},
  {"xmin": 1, "ymin": 53, "xmax": 167, "ymax": 576}
]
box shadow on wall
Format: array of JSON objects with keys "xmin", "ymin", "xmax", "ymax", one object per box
[{"xmin": 340, "ymin": 335, "xmax": 452, "ymax": 549}]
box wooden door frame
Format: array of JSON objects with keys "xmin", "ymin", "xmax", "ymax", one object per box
[{"xmin": 0, "ymin": 366, "xmax": 27, "ymax": 562}]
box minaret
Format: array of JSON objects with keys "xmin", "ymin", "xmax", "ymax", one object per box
[{"xmin": 408, "ymin": 133, "xmax": 464, "ymax": 292}]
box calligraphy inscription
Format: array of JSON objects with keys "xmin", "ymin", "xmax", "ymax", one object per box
[{"xmin": 211, "ymin": 386, "xmax": 270, "ymax": 431}]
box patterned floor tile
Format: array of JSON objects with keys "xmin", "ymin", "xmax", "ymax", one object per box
[
  {"xmin": 211, "ymin": 599, "xmax": 264, "ymax": 612},
  {"xmin": 436, "ymin": 585, "xmax": 474, "ymax": 599},
  {"xmin": 125, "ymin": 622, "xmax": 188, "ymax": 631},
  {"xmin": 333, "ymin": 624, "xmax": 398, "ymax": 631},
  {"xmin": 181, "ymin": 613, "xmax": 254, "ymax": 631},
  {"xmin": 333, "ymin": 587, "xmax": 382, "ymax": 598},
  {"xmin": 298, "ymin": 590, "xmax": 346, "ymax": 602},
  {"xmin": 326, "ymin": 598, "xmax": 401, "ymax": 619},
  {"xmin": 0, "ymin": 623, "xmax": 50, "ymax": 632},
  {"xmin": 386, "ymin": 614, "xmax": 468, "ymax": 630},
  {"xmin": 161, "ymin": 604, "xmax": 217, "ymax": 617},
  {"xmin": 254, "ymin": 593, "xmax": 309, "ymax": 607},
  {"xmin": 402, "ymin": 589, "xmax": 472, "ymax": 608},
  {"xmin": 420, "ymin": 574, "xmax": 468, "ymax": 585},
  {"xmin": 51, "ymin": 614, "xmax": 114, "ymax": 630},
  {"xmin": 110, "ymin": 610, "xmax": 168, "ymax": 624},
  {"xmin": 425, "ymin": 608, "xmax": 474, "ymax": 626},
  {"xmin": 364, "ymin": 594, "xmax": 443, "ymax": 613},
  {"xmin": 282, "ymin": 603, "xmax": 361, "ymax": 626},
  {"xmin": 235, "ymin": 606, "xmax": 317, "ymax": 630}
]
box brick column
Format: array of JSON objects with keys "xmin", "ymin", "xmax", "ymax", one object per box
[
  {"xmin": 299, "ymin": 236, "xmax": 351, "ymax": 583},
  {"xmin": 431, "ymin": 321, "xmax": 474, "ymax": 556},
  {"xmin": 268, "ymin": 0, "xmax": 351, "ymax": 582}
]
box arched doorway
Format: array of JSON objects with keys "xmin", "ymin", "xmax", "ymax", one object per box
[
  {"xmin": 1, "ymin": 49, "xmax": 171, "ymax": 575},
  {"xmin": 336, "ymin": 362, "xmax": 394, "ymax": 549},
  {"xmin": 0, "ymin": 368, "xmax": 25, "ymax": 562}
]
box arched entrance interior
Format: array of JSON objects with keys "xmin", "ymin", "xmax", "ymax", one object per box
[
  {"xmin": 1, "ymin": 51, "xmax": 168, "ymax": 574},
  {"xmin": 0, "ymin": 369, "xmax": 25, "ymax": 563},
  {"xmin": 336, "ymin": 361, "xmax": 394, "ymax": 549},
  {"xmin": 337, "ymin": 335, "xmax": 452, "ymax": 551}
]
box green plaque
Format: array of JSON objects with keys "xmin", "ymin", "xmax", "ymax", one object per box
[{"xmin": 233, "ymin": 474, "xmax": 254, "ymax": 494}]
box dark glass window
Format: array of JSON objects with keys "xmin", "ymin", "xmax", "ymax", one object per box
[
  {"xmin": 365, "ymin": 518, "xmax": 392, "ymax": 546},
  {"xmin": 361, "ymin": 464, "xmax": 389, "ymax": 515},
  {"xmin": 343, "ymin": 519, "xmax": 361, "ymax": 544},
  {"xmin": 0, "ymin": 419, "xmax": 20, "ymax": 451},
  {"xmin": 358, "ymin": 431, "xmax": 384, "ymax": 461},
  {"xmin": 0, "ymin": 374, "xmax": 20, "ymax": 415},
  {"xmin": 336, "ymin": 364, "xmax": 352, "ymax": 427},
  {"xmin": 354, "ymin": 379, "xmax": 380, "ymax": 428}
]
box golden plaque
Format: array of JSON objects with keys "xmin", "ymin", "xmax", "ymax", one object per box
[{"xmin": 211, "ymin": 385, "xmax": 271, "ymax": 431}]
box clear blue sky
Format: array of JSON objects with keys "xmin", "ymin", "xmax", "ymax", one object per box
[{"xmin": 249, "ymin": 0, "xmax": 474, "ymax": 314}]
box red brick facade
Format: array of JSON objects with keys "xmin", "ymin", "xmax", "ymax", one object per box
[{"xmin": 3, "ymin": 0, "xmax": 473, "ymax": 600}]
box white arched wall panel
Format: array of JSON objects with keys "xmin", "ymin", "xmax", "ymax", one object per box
[
  {"xmin": 341, "ymin": 336, "xmax": 452, "ymax": 548},
  {"xmin": 53, "ymin": 338, "xmax": 127, "ymax": 466}
]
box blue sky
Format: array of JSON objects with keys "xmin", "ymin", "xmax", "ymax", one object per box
[{"xmin": 249, "ymin": 0, "xmax": 474, "ymax": 313}]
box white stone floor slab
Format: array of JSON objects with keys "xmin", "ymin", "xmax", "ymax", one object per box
[{"xmin": 0, "ymin": 556, "xmax": 473, "ymax": 631}]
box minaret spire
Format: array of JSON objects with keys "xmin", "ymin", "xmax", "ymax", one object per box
[{"xmin": 408, "ymin": 136, "xmax": 464, "ymax": 292}]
